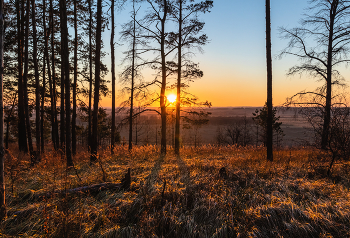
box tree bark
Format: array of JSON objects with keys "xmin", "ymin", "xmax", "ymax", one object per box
[
  {"xmin": 72, "ymin": 0, "xmax": 78, "ymax": 156},
  {"xmin": 111, "ymin": 0, "xmax": 116, "ymax": 153},
  {"xmin": 23, "ymin": 0, "xmax": 35, "ymax": 163},
  {"xmin": 266, "ymin": 0, "xmax": 273, "ymax": 161},
  {"xmin": 45, "ymin": 26, "xmax": 56, "ymax": 149},
  {"xmin": 322, "ymin": 0, "xmax": 337, "ymax": 150},
  {"xmin": 60, "ymin": 3, "xmax": 65, "ymax": 150},
  {"xmin": 175, "ymin": 0, "xmax": 182, "ymax": 155},
  {"xmin": 17, "ymin": 0, "xmax": 27, "ymax": 152},
  {"xmin": 128, "ymin": 1, "xmax": 136, "ymax": 151},
  {"xmin": 41, "ymin": 53, "xmax": 45, "ymax": 153},
  {"xmin": 91, "ymin": 0, "xmax": 102, "ymax": 162},
  {"xmin": 160, "ymin": 0, "xmax": 168, "ymax": 155},
  {"xmin": 50, "ymin": 0, "xmax": 59, "ymax": 149},
  {"xmin": 41, "ymin": 0, "xmax": 47, "ymax": 153},
  {"xmin": 88, "ymin": 0, "xmax": 93, "ymax": 152},
  {"xmin": 32, "ymin": 0, "xmax": 41, "ymax": 154},
  {"xmin": 0, "ymin": 0, "xmax": 5, "ymax": 220},
  {"xmin": 60, "ymin": 0, "xmax": 73, "ymax": 166}
]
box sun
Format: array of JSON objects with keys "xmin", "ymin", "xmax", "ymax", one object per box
[{"xmin": 167, "ymin": 94, "xmax": 177, "ymax": 103}]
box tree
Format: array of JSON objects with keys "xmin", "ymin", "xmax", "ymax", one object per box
[
  {"xmin": 41, "ymin": 0, "xmax": 47, "ymax": 152},
  {"xmin": 110, "ymin": 0, "xmax": 116, "ymax": 153},
  {"xmin": 326, "ymin": 106, "xmax": 350, "ymax": 175},
  {"xmin": 72, "ymin": 0, "xmax": 78, "ymax": 155},
  {"xmin": 128, "ymin": 0, "xmax": 137, "ymax": 151},
  {"xmin": 60, "ymin": 0, "xmax": 73, "ymax": 166},
  {"xmin": 124, "ymin": 0, "xmax": 170, "ymax": 153},
  {"xmin": 168, "ymin": 0, "xmax": 213, "ymax": 155},
  {"xmin": 17, "ymin": 0, "xmax": 27, "ymax": 152},
  {"xmin": 91, "ymin": 0, "xmax": 102, "ymax": 162},
  {"xmin": 0, "ymin": 0, "xmax": 5, "ymax": 220},
  {"xmin": 182, "ymin": 110, "xmax": 210, "ymax": 147},
  {"xmin": 266, "ymin": 0, "xmax": 273, "ymax": 161},
  {"xmin": 23, "ymin": 0, "xmax": 35, "ymax": 163},
  {"xmin": 50, "ymin": 0, "xmax": 59, "ymax": 150},
  {"xmin": 253, "ymin": 103, "xmax": 284, "ymax": 147},
  {"xmin": 31, "ymin": 0, "xmax": 40, "ymax": 154},
  {"xmin": 126, "ymin": 0, "xmax": 209, "ymax": 154},
  {"xmin": 60, "ymin": 0, "xmax": 65, "ymax": 150},
  {"xmin": 43, "ymin": 0, "xmax": 56, "ymax": 151},
  {"xmin": 141, "ymin": 0, "xmax": 169, "ymax": 154},
  {"xmin": 119, "ymin": 0, "xmax": 138, "ymax": 151},
  {"xmin": 158, "ymin": 0, "xmax": 168, "ymax": 154},
  {"xmin": 280, "ymin": 0, "xmax": 350, "ymax": 150},
  {"xmin": 224, "ymin": 117, "xmax": 253, "ymax": 146},
  {"xmin": 88, "ymin": 0, "xmax": 93, "ymax": 152},
  {"xmin": 120, "ymin": 0, "xmax": 158, "ymax": 151}
]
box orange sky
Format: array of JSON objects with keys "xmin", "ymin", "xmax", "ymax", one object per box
[{"xmin": 99, "ymin": 0, "xmax": 350, "ymax": 108}]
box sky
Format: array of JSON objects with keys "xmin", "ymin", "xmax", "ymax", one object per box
[{"xmin": 99, "ymin": 0, "xmax": 350, "ymax": 108}]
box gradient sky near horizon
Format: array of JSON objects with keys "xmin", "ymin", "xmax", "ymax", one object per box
[{"xmin": 99, "ymin": 0, "xmax": 350, "ymax": 108}]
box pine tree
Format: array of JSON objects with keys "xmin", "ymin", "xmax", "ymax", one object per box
[
  {"xmin": 0, "ymin": 0, "xmax": 5, "ymax": 221},
  {"xmin": 266, "ymin": 0, "xmax": 273, "ymax": 161}
]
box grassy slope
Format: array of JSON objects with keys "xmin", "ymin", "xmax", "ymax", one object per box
[{"xmin": 1, "ymin": 145, "xmax": 350, "ymax": 237}]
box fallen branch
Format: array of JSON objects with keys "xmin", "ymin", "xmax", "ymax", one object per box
[
  {"xmin": 34, "ymin": 168, "xmax": 132, "ymax": 200},
  {"xmin": 45, "ymin": 182, "xmax": 122, "ymax": 198}
]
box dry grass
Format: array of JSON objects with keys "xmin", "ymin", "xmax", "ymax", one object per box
[{"xmin": 1, "ymin": 145, "xmax": 350, "ymax": 237}]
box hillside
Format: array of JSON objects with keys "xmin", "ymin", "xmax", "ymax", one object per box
[{"xmin": 1, "ymin": 145, "xmax": 350, "ymax": 237}]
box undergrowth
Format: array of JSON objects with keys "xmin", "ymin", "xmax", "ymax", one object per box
[{"xmin": 1, "ymin": 145, "xmax": 350, "ymax": 237}]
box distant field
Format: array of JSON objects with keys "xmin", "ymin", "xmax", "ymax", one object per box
[{"xmin": 103, "ymin": 107, "xmax": 314, "ymax": 147}]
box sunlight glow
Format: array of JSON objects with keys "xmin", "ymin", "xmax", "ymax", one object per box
[{"xmin": 167, "ymin": 94, "xmax": 177, "ymax": 103}]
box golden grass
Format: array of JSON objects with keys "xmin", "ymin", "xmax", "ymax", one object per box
[{"xmin": 1, "ymin": 145, "xmax": 350, "ymax": 237}]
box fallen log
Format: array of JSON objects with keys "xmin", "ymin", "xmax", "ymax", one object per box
[
  {"xmin": 35, "ymin": 182, "xmax": 123, "ymax": 200},
  {"xmin": 33, "ymin": 168, "xmax": 131, "ymax": 200},
  {"xmin": 9, "ymin": 168, "xmax": 132, "ymax": 214},
  {"xmin": 6, "ymin": 169, "xmax": 132, "ymax": 220},
  {"xmin": 6, "ymin": 205, "xmax": 40, "ymax": 220}
]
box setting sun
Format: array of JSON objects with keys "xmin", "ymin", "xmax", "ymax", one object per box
[{"xmin": 167, "ymin": 94, "xmax": 177, "ymax": 103}]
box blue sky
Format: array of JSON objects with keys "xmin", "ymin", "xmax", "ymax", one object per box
[{"xmin": 100, "ymin": 0, "xmax": 349, "ymax": 107}]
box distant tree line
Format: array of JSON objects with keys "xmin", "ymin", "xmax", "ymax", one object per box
[{"xmin": 215, "ymin": 105, "xmax": 284, "ymax": 148}]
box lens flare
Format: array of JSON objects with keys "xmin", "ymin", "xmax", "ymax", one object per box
[{"xmin": 167, "ymin": 94, "xmax": 177, "ymax": 103}]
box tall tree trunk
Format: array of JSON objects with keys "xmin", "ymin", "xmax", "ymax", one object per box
[
  {"xmin": 111, "ymin": 0, "xmax": 116, "ymax": 154},
  {"xmin": 266, "ymin": 0, "xmax": 273, "ymax": 161},
  {"xmin": 322, "ymin": 1, "xmax": 337, "ymax": 150},
  {"xmin": 91, "ymin": 0, "xmax": 102, "ymax": 162},
  {"xmin": 45, "ymin": 8, "xmax": 57, "ymax": 150},
  {"xmin": 41, "ymin": 0, "xmax": 47, "ymax": 152},
  {"xmin": 88, "ymin": 0, "xmax": 93, "ymax": 151},
  {"xmin": 50, "ymin": 0, "xmax": 59, "ymax": 149},
  {"xmin": 175, "ymin": 0, "xmax": 182, "ymax": 155},
  {"xmin": 160, "ymin": 0, "xmax": 168, "ymax": 155},
  {"xmin": 17, "ymin": 0, "xmax": 27, "ymax": 152},
  {"xmin": 23, "ymin": 0, "xmax": 35, "ymax": 163},
  {"xmin": 128, "ymin": 0, "xmax": 136, "ymax": 151},
  {"xmin": 41, "ymin": 53, "xmax": 45, "ymax": 152},
  {"xmin": 32, "ymin": 0, "xmax": 41, "ymax": 154},
  {"xmin": 0, "ymin": 0, "xmax": 5, "ymax": 220},
  {"xmin": 60, "ymin": 18, "xmax": 65, "ymax": 150},
  {"xmin": 72, "ymin": 0, "xmax": 78, "ymax": 155},
  {"xmin": 60, "ymin": 0, "xmax": 73, "ymax": 166}
]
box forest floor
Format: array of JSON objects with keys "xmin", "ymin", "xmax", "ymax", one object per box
[{"xmin": 1, "ymin": 145, "xmax": 350, "ymax": 237}]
